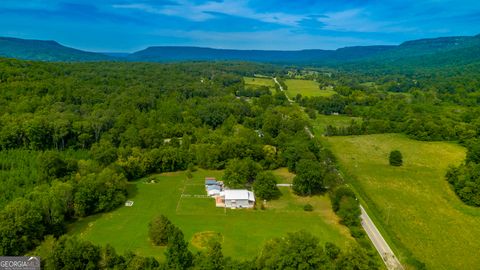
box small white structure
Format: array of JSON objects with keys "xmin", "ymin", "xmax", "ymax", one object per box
[
  {"xmin": 125, "ymin": 200, "xmax": 134, "ymax": 207},
  {"xmin": 207, "ymin": 185, "xmax": 222, "ymax": 196},
  {"xmin": 224, "ymin": 190, "xmax": 255, "ymax": 209}
]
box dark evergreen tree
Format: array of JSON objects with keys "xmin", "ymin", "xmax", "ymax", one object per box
[{"xmin": 389, "ymin": 150, "xmax": 403, "ymax": 166}]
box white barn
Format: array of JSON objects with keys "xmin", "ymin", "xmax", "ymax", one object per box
[{"xmin": 224, "ymin": 190, "xmax": 255, "ymax": 208}]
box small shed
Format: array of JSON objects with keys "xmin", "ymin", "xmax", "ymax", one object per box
[{"xmin": 125, "ymin": 200, "xmax": 134, "ymax": 207}]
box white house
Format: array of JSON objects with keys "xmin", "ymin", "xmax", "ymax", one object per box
[{"xmin": 223, "ymin": 189, "xmax": 255, "ymax": 208}]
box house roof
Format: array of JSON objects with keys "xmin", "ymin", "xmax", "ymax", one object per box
[
  {"xmin": 205, "ymin": 179, "xmax": 218, "ymax": 185},
  {"xmin": 207, "ymin": 185, "xmax": 221, "ymax": 191},
  {"xmin": 224, "ymin": 189, "xmax": 255, "ymax": 202}
]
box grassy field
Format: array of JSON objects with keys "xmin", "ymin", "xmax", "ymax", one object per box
[
  {"xmin": 69, "ymin": 169, "xmax": 353, "ymax": 260},
  {"xmin": 285, "ymin": 79, "xmax": 336, "ymax": 98},
  {"xmin": 312, "ymin": 114, "xmax": 362, "ymax": 135},
  {"xmin": 324, "ymin": 134, "xmax": 480, "ymax": 269},
  {"xmin": 244, "ymin": 76, "xmax": 275, "ymax": 89}
]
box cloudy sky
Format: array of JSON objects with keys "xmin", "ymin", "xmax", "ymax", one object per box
[{"xmin": 1, "ymin": 0, "xmax": 479, "ymax": 52}]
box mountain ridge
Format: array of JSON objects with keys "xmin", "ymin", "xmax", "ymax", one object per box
[
  {"xmin": 0, "ymin": 34, "xmax": 479, "ymax": 69},
  {"xmin": 0, "ymin": 36, "xmax": 112, "ymax": 62}
]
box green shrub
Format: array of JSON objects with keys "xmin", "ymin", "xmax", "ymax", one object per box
[
  {"xmin": 303, "ymin": 203, "xmax": 314, "ymax": 211},
  {"xmin": 389, "ymin": 150, "xmax": 403, "ymax": 166}
]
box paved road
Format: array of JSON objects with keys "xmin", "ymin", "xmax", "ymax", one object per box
[
  {"xmin": 272, "ymin": 76, "xmax": 404, "ymax": 270},
  {"xmin": 360, "ymin": 206, "xmax": 404, "ymax": 270}
]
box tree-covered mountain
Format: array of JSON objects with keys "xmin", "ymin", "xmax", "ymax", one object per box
[
  {"xmin": 0, "ymin": 37, "xmax": 112, "ymax": 62},
  {"xmin": 126, "ymin": 45, "xmax": 394, "ymax": 63},
  {"xmin": 127, "ymin": 34, "xmax": 480, "ymax": 66},
  {"xmin": 0, "ymin": 34, "xmax": 479, "ymax": 68}
]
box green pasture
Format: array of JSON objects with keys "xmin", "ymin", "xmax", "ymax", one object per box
[
  {"xmin": 312, "ymin": 114, "xmax": 363, "ymax": 135},
  {"xmin": 243, "ymin": 76, "xmax": 275, "ymax": 88},
  {"xmin": 324, "ymin": 134, "xmax": 480, "ymax": 269},
  {"xmin": 285, "ymin": 79, "xmax": 336, "ymax": 98},
  {"xmin": 69, "ymin": 169, "xmax": 352, "ymax": 260}
]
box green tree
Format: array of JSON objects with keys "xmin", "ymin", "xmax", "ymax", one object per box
[
  {"xmin": 253, "ymin": 171, "xmax": 281, "ymax": 200},
  {"xmin": 292, "ymin": 159, "xmax": 325, "ymax": 195},
  {"xmin": 389, "ymin": 150, "xmax": 403, "ymax": 166},
  {"xmin": 90, "ymin": 139, "xmax": 117, "ymax": 166},
  {"xmin": 165, "ymin": 226, "xmax": 193, "ymax": 270},
  {"xmin": 0, "ymin": 198, "xmax": 44, "ymax": 256},
  {"xmin": 331, "ymin": 186, "xmax": 361, "ymax": 228},
  {"xmin": 194, "ymin": 240, "xmax": 224, "ymax": 270},
  {"xmin": 337, "ymin": 196, "xmax": 361, "ymax": 227},
  {"xmin": 149, "ymin": 215, "xmax": 174, "ymax": 246},
  {"xmin": 466, "ymin": 139, "xmax": 480, "ymax": 164},
  {"xmin": 223, "ymin": 158, "xmax": 261, "ymax": 188},
  {"xmin": 256, "ymin": 231, "xmax": 328, "ymax": 269},
  {"xmin": 48, "ymin": 236, "xmax": 101, "ymax": 270},
  {"xmin": 38, "ymin": 151, "xmax": 69, "ymax": 182},
  {"xmin": 336, "ymin": 245, "xmax": 379, "ymax": 270}
]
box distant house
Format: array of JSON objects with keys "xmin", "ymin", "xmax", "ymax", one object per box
[{"xmin": 223, "ymin": 190, "xmax": 255, "ymax": 209}]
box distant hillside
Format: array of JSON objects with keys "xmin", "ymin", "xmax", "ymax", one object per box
[
  {"xmin": 128, "ymin": 35, "xmax": 480, "ymax": 69},
  {"xmin": 341, "ymin": 35, "xmax": 480, "ymax": 71},
  {"xmin": 1, "ymin": 34, "xmax": 479, "ymax": 69},
  {"xmin": 0, "ymin": 37, "xmax": 112, "ymax": 61},
  {"xmin": 127, "ymin": 45, "xmax": 395, "ymax": 64}
]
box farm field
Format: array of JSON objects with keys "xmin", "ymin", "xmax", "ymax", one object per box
[
  {"xmin": 69, "ymin": 169, "xmax": 353, "ymax": 260},
  {"xmin": 285, "ymin": 79, "xmax": 336, "ymax": 98},
  {"xmin": 324, "ymin": 133, "xmax": 480, "ymax": 270},
  {"xmin": 312, "ymin": 114, "xmax": 362, "ymax": 136}
]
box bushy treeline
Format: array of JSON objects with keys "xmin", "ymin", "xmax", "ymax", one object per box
[
  {"xmin": 33, "ymin": 226, "xmax": 379, "ymax": 270},
  {"xmin": 446, "ymin": 139, "xmax": 480, "ymax": 206},
  {"xmin": 0, "ymin": 151, "xmax": 128, "ymax": 255}
]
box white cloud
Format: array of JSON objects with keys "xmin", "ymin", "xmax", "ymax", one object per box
[
  {"xmin": 319, "ymin": 8, "xmax": 417, "ymax": 33},
  {"xmin": 113, "ymin": 0, "xmax": 306, "ymax": 26}
]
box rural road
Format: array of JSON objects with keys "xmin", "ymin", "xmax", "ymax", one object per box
[
  {"xmin": 272, "ymin": 77, "xmax": 404, "ymax": 270},
  {"xmin": 360, "ymin": 205, "xmax": 404, "ymax": 270},
  {"xmin": 273, "ymin": 77, "xmax": 293, "ymax": 103}
]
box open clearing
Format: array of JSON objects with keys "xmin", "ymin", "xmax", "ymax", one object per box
[
  {"xmin": 324, "ymin": 133, "xmax": 480, "ymax": 269},
  {"xmin": 244, "ymin": 76, "xmax": 275, "ymax": 89},
  {"xmin": 312, "ymin": 114, "xmax": 363, "ymax": 136},
  {"xmin": 69, "ymin": 169, "xmax": 352, "ymax": 260},
  {"xmin": 285, "ymin": 79, "xmax": 336, "ymax": 98}
]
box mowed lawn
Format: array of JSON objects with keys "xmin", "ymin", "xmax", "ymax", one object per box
[
  {"xmin": 69, "ymin": 169, "xmax": 352, "ymax": 260},
  {"xmin": 324, "ymin": 134, "xmax": 480, "ymax": 269},
  {"xmin": 285, "ymin": 79, "xmax": 336, "ymax": 98}
]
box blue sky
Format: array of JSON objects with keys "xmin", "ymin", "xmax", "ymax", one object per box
[{"xmin": 1, "ymin": 0, "xmax": 480, "ymax": 52}]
